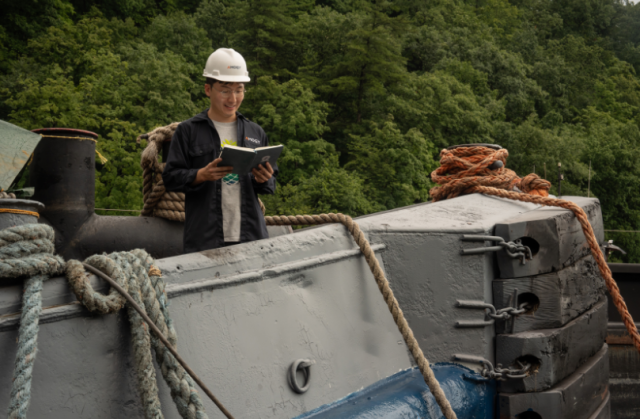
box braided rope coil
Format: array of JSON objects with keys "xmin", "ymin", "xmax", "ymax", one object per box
[
  {"xmin": 430, "ymin": 147, "xmax": 551, "ymax": 201},
  {"xmin": 0, "ymin": 225, "xmax": 66, "ymax": 419},
  {"xmin": 139, "ymin": 123, "xmax": 185, "ymax": 222}
]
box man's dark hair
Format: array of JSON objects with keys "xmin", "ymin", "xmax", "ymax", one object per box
[{"xmin": 206, "ymin": 78, "xmax": 237, "ymax": 87}]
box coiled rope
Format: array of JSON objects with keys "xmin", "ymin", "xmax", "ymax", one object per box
[
  {"xmin": 429, "ymin": 145, "xmax": 640, "ymax": 355},
  {"xmin": 265, "ymin": 214, "xmax": 458, "ymax": 419},
  {"xmin": 138, "ymin": 123, "xmax": 186, "ymax": 222},
  {"xmin": 3, "ymin": 224, "xmax": 218, "ymax": 419},
  {"xmin": 0, "ymin": 225, "xmax": 66, "ymax": 419},
  {"xmin": 430, "ymin": 146, "xmax": 551, "ymax": 200}
]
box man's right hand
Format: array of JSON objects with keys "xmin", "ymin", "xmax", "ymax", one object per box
[{"xmin": 192, "ymin": 158, "xmax": 233, "ymax": 185}]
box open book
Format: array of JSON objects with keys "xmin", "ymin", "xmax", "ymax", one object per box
[{"xmin": 219, "ymin": 145, "xmax": 283, "ymax": 175}]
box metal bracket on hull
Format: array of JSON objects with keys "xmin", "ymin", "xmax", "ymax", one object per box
[
  {"xmin": 455, "ymin": 289, "xmax": 528, "ymax": 332},
  {"xmin": 453, "ymin": 354, "xmax": 531, "ymax": 381},
  {"xmin": 460, "ymin": 235, "xmax": 532, "ymax": 264}
]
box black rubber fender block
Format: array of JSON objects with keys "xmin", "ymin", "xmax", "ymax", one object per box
[
  {"xmin": 495, "ymin": 196, "xmax": 604, "ymax": 279},
  {"xmin": 498, "ymin": 344, "xmax": 609, "ymax": 419},
  {"xmin": 497, "ymin": 297, "xmax": 607, "ymax": 392},
  {"xmin": 493, "ymin": 255, "xmax": 605, "ymax": 334}
]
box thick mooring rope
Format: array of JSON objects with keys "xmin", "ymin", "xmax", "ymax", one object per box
[
  {"xmin": 430, "ymin": 147, "xmax": 551, "ymax": 200},
  {"xmin": 3, "ymin": 224, "xmax": 211, "ymax": 419},
  {"xmin": 430, "ymin": 145, "xmax": 640, "ymax": 355},
  {"xmin": 0, "ymin": 225, "xmax": 66, "ymax": 419},
  {"xmin": 265, "ymin": 214, "xmax": 458, "ymax": 419},
  {"xmin": 67, "ymin": 250, "xmax": 209, "ymax": 419},
  {"xmin": 138, "ymin": 123, "xmax": 186, "ymax": 222}
]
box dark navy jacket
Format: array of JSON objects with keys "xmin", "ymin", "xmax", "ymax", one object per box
[{"xmin": 162, "ymin": 110, "xmax": 277, "ymax": 254}]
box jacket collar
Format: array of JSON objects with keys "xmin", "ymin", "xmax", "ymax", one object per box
[{"xmin": 193, "ymin": 109, "xmax": 246, "ymax": 123}]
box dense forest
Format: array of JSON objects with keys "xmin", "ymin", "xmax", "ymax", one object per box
[{"xmin": 1, "ymin": 0, "xmax": 640, "ymax": 261}]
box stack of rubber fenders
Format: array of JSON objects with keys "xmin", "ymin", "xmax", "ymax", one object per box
[{"xmin": 431, "ymin": 144, "xmax": 611, "ymax": 419}]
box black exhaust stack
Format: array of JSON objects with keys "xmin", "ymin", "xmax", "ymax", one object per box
[{"xmin": 30, "ymin": 128, "xmax": 184, "ymax": 260}]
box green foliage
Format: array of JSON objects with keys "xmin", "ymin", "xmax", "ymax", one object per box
[
  {"xmin": 193, "ymin": 0, "xmax": 228, "ymax": 47},
  {"xmin": 346, "ymin": 120, "xmax": 436, "ymax": 209},
  {"xmin": 2, "ymin": 0, "xmax": 640, "ymax": 261},
  {"xmin": 1, "ymin": 13, "xmax": 199, "ymax": 212}
]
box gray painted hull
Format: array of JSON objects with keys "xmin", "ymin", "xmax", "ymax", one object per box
[{"xmin": 0, "ymin": 194, "xmax": 609, "ymax": 418}]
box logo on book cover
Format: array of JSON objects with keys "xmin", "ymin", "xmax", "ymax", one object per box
[
  {"xmin": 245, "ymin": 136, "xmax": 260, "ymax": 144},
  {"xmin": 261, "ymin": 156, "xmax": 271, "ymax": 162}
]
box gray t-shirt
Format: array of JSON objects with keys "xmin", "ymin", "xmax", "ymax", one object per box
[{"xmin": 211, "ymin": 120, "xmax": 241, "ymax": 242}]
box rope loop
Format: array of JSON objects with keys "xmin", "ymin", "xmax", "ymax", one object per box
[
  {"xmin": 517, "ymin": 173, "xmax": 551, "ymax": 196},
  {"xmin": 0, "ymin": 224, "xmax": 66, "ymax": 419},
  {"xmin": 66, "ymin": 257, "xmax": 128, "ymax": 314},
  {"xmin": 2, "ymin": 222, "xmax": 209, "ymax": 419},
  {"xmin": 66, "ymin": 250, "xmax": 208, "ymax": 419}
]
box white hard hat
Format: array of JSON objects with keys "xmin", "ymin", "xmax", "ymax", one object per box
[{"xmin": 203, "ymin": 48, "xmax": 250, "ymax": 82}]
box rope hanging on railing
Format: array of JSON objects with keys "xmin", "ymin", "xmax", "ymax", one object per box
[{"xmin": 429, "ymin": 145, "xmax": 640, "ymax": 355}]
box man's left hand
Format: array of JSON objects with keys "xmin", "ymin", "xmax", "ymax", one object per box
[{"xmin": 252, "ymin": 162, "xmax": 274, "ymax": 183}]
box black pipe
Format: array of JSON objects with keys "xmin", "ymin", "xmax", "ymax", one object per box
[{"xmin": 30, "ymin": 128, "xmax": 183, "ymax": 260}]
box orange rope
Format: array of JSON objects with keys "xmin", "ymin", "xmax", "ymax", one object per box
[
  {"xmin": 0, "ymin": 209, "xmax": 39, "ymax": 218},
  {"xmin": 430, "ymin": 147, "xmax": 551, "ymax": 201},
  {"xmin": 429, "ymin": 146, "xmax": 640, "ymax": 354}
]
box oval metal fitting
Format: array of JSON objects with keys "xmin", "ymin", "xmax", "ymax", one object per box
[{"xmin": 288, "ymin": 359, "xmax": 314, "ymax": 394}]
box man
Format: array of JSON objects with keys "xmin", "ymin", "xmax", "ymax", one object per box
[{"xmin": 163, "ymin": 48, "xmax": 277, "ymax": 253}]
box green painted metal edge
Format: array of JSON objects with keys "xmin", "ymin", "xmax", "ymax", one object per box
[{"xmin": 0, "ymin": 120, "xmax": 42, "ymax": 191}]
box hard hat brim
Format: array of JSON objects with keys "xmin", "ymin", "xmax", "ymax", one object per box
[{"xmin": 203, "ymin": 72, "xmax": 251, "ymax": 83}]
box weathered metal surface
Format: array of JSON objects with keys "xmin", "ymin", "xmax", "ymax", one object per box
[
  {"xmin": 494, "ymin": 196, "xmax": 604, "ymax": 278},
  {"xmin": 590, "ymin": 394, "xmax": 611, "ymax": 419},
  {"xmin": 607, "ymin": 264, "xmax": 640, "ymax": 325},
  {"xmin": 498, "ymin": 344, "xmax": 609, "ymax": 419},
  {"xmin": 0, "ymin": 120, "xmax": 41, "ymax": 191},
  {"xmin": 0, "ymin": 192, "xmax": 608, "ymax": 417},
  {"xmin": 497, "ymin": 297, "xmax": 608, "ymax": 392},
  {"xmin": 606, "ymin": 322, "xmax": 637, "ymax": 346},
  {"xmin": 294, "ymin": 364, "xmax": 496, "ymax": 419},
  {"xmin": 361, "ymin": 195, "xmax": 540, "ymax": 366},
  {"xmin": 0, "ymin": 199, "xmax": 43, "ymax": 230},
  {"xmin": 493, "ymin": 256, "xmax": 605, "ymax": 333},
  {"xmin": 0, "ymin": 228, "xmax": 413, "ymax": 418}
]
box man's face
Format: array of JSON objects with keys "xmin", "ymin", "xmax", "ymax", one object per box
[{"xmin": 205, "ymin": 81, "xmax": 245, "ymax": 122}]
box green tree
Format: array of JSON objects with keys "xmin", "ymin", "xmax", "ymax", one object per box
[
  {"xmin": 346, "ymin": 120, "xmax": 437, "ymax": 209},
  {"xmin": 229, "ymin": 0, "xmax": 313, "ymax": 80},
  {"xmin": 1, "ymin": 14, "xmax": 199, "ymax": 212}
]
